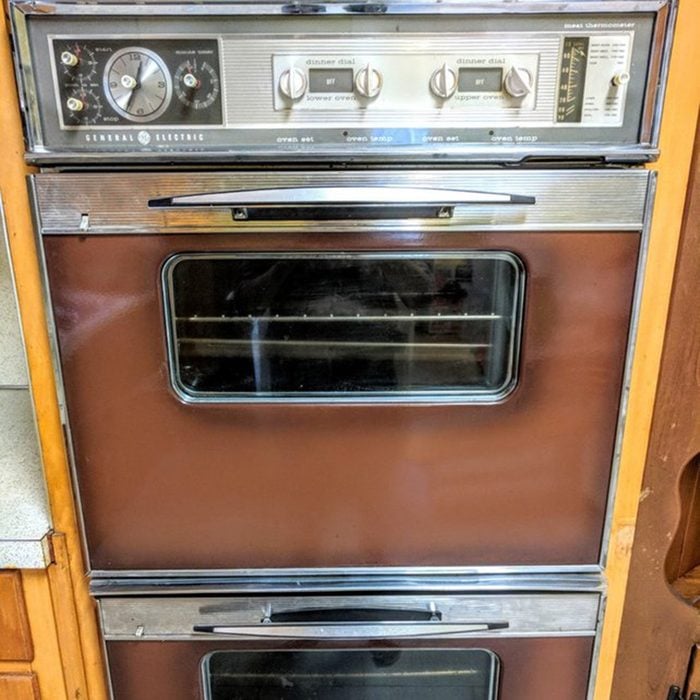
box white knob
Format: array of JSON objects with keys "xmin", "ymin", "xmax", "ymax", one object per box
[
  {"xmin": 61, "ymin": 51, "xmax": 79, "ymax": 67},
  {"xmin": 120, "ymin": 74, "xmax": 138, "ymax": 90},
  {"xmin": 66, "ymin": 97, "xmax": 84, "ymax": 112},
  {"xmin": 279, "ymin": 67, "xmax": 307, "ymax": 101},
  {"xmin": 612, "ymin": 71, "xmax": 631, "ymax": 87},
  {"xmin": 355, "ymin": 64, "xmax": 382, "ymax": 99},
  {"xmin": 430, "ymin": 63, "xmax": 458, "ymax": 100},
  {"xmin": 183, "ymin": 73, "xmax": 199, "ymax": 89},
  {"xmin": 504, "ymin": 67, "xmax": 533, "ymax": 99}
]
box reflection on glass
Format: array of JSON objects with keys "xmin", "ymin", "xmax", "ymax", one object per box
[
  {"xmin": 165, "ymin": 253, "xmax": 522, "ymax": 400},
  {"xmin": 203, "ymin": 649, "xmax": 499, "ymax": 699}
]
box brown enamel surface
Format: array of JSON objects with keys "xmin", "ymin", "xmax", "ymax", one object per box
[
  {"xmin": 43, "ymin": 231, "xmax": 638, "ymax": 571},
  {"xmin": 612, "ymin": 123, "xmax": 700, "ymax": 696},
  {"xmin": 105, "ymin": 636, "xmax": 595, "ymax": 700}
]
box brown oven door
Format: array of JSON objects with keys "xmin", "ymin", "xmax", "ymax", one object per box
[{"xmin": 42, "ymin": 226, "xmax": 638, "ymax": 571}]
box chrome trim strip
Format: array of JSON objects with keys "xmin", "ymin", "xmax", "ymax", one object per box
[
  {"xmin": 24, "ymin": 147, "xmax": 659, "ymax": 165},
  {"xmin": 10, "ymin": 5, "xmax": 43, "ymax": 152},
  {"xmin": 12, "ymin": 1, "xmax": 669, "ymax": 17},
  {"xmin": 25, "ymin": 177, "xmax": 94, "ymax": 569},
  {"xmin": 32, "ymin": 169, "xmax": 650, "ymax": 234},
  {"xmin": 98, "ymin": 591, "xmax": 601, "ymax": 640},
  {"xmin": 598, "ymin": 170, "xmax": 657, "ymax": 571},
  {"xmin": 89, "ymin": 570, "xmax": 605, "ymax": 596},
  {"xmin": 648, "ymin": 0, "xmax": 678, "ymax": 149},
  {"xmin": 586, "ymin": 582, "xmax": 610, "ymax": 700}
]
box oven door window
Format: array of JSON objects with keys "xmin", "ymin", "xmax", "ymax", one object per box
[
  {"xmin": 163, "ymin": 252, "xmax": 523, "ymax": 402},
  {"xmin": 202, "ymin": 649, "xmax": 500, "ymax": 699}
]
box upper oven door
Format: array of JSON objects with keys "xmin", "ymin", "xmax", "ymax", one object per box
[{"xmin": 33, "ymin": 169, "xmax": 650, "ymax": 574}]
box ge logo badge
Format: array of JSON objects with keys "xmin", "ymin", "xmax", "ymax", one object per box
[{"xmin": 137, "ymin": 131, "xmax": 151, "ymax": 146}]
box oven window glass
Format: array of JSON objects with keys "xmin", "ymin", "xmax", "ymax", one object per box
[
  {"xmin": 164, "ymin": 252, "xmax": 523, "ymax": 402},
  {"xmin": 202, "ymin": 649, "xmax": 499, "ymax": 699}
]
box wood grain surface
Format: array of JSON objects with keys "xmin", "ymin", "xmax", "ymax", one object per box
[
  {"xmin": 0, "ymin": 673, "xmax": 40, "ymax": 700},
  {"xmin": 611, "ymin": 114, "xmax": 700, "ymax": 697},
  {"xmin": 594, "ymin": 0, "xmax": 700, "ymax": 693},
  {"xmin": 0, "ymin": 573, "xmax": 32, "ymax": 662}
]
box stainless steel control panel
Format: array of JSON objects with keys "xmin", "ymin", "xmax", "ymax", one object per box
[{"xmin": 11, "ymin": 1, "xmax": 675, "ymax": 163}]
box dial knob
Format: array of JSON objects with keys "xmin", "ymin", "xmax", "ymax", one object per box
[
  {"xmin": 279, "ymin": 68, "xmax": 307, "ymax": 101},
  {"xmin": 66, "ymin": 97, "xmax": 84, "ymax": 112},
  {"xmin": 182, "ymin": 73, "xmax": 199, "ymax": 89},
  {"xmin": 120, "ymin": 74, "xmax": 138, "ymax": 90},
  {"xmin": 612, "ymin": 71, "xmax": 631, "ymax": 87},
  {"xmin": 60, "ymin": 51, "xmax": 79, "ymax": 67},
  {"xmin": 355, "ymin": 64, "xmax": 382, "ymax": 99},
  {"xmin": 503, "ymin": 67, "xmax": 533, "ymax": 98},
  {"xmin": 430, "ymin": 63, "xmax": 458, "ymax": 100}
]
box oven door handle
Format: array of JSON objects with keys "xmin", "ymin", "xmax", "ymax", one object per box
[
  {"xmin": 192, "ymin": 621, "xmax": 509, "ymax": 639},
  {"xmin": 148, "ymin": 186, "xmax": 535, "ymax": 221}
]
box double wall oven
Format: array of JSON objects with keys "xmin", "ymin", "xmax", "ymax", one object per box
[{"xmin": 11, "ymin": 1, "xmax": 675, "ymax": 697}]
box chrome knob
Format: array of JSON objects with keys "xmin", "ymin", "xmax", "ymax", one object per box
[
  {"xmin": 430, "ymin": 63, "xmax": 458, "ymax": 100},
  {"xmin": 279, "ymin": 67, "xmax": 307, "ymax": 101},
  {"xmin": 66, "ymin": 97, "xmax": 84, "ymax": 112},
  {"xmin": 355, "ymin": 64, "xmax": 382, "ymax": 99},
  {"xmin": 612, "ymin": 71, "xmax": 631, "ymax": 87},
  {"xmin": 120, "ymin": 74, "xmax": 138, "ymax": 90},
  {"xmin": 183, "ymin": 73, "xmax": 199, "ymax": 89},
  {"xmin": 503, "ymin": 67, "xmax": 533, "ymax": 98},
  {"xmin": 60, "ymin": 51, "xmax": 79, "ymax": 67}
]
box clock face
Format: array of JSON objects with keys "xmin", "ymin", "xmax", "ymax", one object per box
[{"xmin": 104, "ymin": 47, "xmax": 172, "ymax": 122}]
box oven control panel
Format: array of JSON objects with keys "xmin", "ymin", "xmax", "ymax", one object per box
[
  {"xmin": 12, "ymin": 2, "xmax": 672, "ymax": 162},
  {"xmin": 52, "ymin": 39, "xmax": 223, "ymax": 128},
  {"xmin": 271, "ymin": 40, "xmax": 633, "ymax": 129}
]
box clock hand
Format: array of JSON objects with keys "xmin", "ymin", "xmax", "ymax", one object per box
[{"xmin": 125, "ymin": 60, "xmax": 142, "ymax": 113}]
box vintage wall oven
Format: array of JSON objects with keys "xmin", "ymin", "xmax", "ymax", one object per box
[{"xmin": 10, "ymin": 0, "xmax": 675, "ymax": 697}]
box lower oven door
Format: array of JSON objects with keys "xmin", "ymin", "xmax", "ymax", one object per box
[
  {"xmin": 99, "ymin": 592, "xmax": 600, "ymax": 699},
  {"xmin": 33, "ymin": 169, "xmax": 650, "ymax": 573}
]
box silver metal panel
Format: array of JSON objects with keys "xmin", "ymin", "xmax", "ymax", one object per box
[
  {"xmin": 99, "ymin": 592, "xmax": 601, "ymax": 641},
  {"xmin": 11, "ymin": 2, "xmax": 671, "ymax": 18},
  {"xmin": 32, "ymin": 169, "xmax": 650, "ymax": 234},
  {"xmin": 90, "ymin": 571, "xmax": 605, "ymax": 596},
  {"xmin": 263, "ymin": 40, "xmax": 550, "ymax": 124},
  {"xmin": 10, "ymin": 1, "xmax": 672, "ymax": 163}
]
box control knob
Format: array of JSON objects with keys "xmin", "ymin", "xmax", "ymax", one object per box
[
  {"xmin": 430, "ymin": 63, "xmax": 458, "ymax": 100},
  {"xmin": 612, "ymin": 71, "xmax": 631, "ymax": 87},
  {"xmin": 60, "ymin": 51, "xmax": 79, "ymax": 67},
  {"xmin": 354, "ymin": 64, "xmax": 382, "ymax": 99},
  {"xmin": 279, "ymin": 67, "xmax": 307, "ymax": 101},
  {"xmin": 66, "ymin": 96, "xmax": 84, "ymax": 112},
  {"xmin": 503, "ymin": 67, "xmax": 533, "ymax": 98}
]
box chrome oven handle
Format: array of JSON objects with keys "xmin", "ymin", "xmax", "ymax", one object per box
[
  {"xmin": 148, "ymin": 186, "xmax": 535, "ymax": 221},
  {"xmin": 192, "ymin": 621, "xmax": 509, "ymax": 639}
]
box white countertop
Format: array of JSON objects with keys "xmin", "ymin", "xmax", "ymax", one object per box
[{"xmin": 0, "ymin": 198, "xmax": 52, "ymax": 569}]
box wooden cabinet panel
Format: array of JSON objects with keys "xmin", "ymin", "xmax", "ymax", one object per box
[
  {"xmin": 0, "ymin": 673, "xmax": 40, "ymax": 700},
  {"xmin": 611, "ymin": 116, "xmax": 700, "ymax": 697},
  {"xmin": 0, "ymin": 572, "xmax": 33, "ymax": 662}
]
